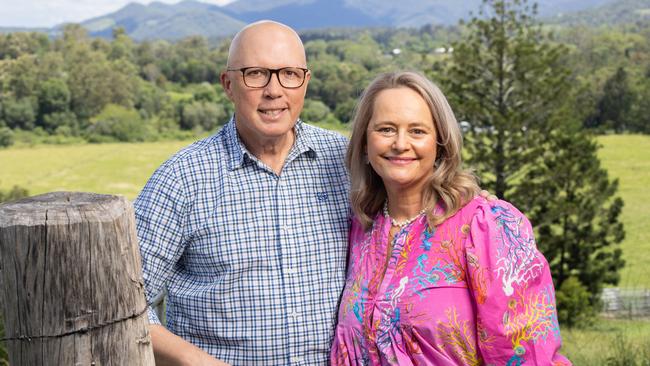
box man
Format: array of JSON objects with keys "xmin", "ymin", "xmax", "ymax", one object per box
[{"xmin": 134, "ymin": 20, "xmax": 350, "ymax": 365}]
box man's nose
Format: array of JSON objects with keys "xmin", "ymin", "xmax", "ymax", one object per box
[{"xmin": 263, "ymin": 72, "xmax": 283, "ymax": 98}]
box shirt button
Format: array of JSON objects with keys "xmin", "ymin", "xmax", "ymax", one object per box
[
  {"xmin": 282, "ymin": 224, "xmax": 290, "ymax": 232},
  {"xmin": 286, "ymin": 267, "xmax": 298, "ymax": 274},
  {"xmin": 290, "ymin": 356, "xmax": 302, "ymax": 364}
]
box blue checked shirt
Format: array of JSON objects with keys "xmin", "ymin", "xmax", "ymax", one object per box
[{"xmin": 134, "ymin": 118, "xmax": 350, "ymax": 365}]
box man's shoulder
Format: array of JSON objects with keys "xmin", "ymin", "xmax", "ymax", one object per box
[
  {"xmin": 300, "ymin": 122, "xmax": 348, "ymax": 151},
  {"xmin": 162, "ymin": 129, "xmax": 227, "ymax": 169}
]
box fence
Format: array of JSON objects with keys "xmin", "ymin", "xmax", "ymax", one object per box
[{"xmin": 601, "ymin": 288, "xmax": 650, "ymax": 317}]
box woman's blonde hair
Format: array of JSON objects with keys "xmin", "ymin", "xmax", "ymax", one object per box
[{"xmin": 346, "ymin": 71, "xmax": 479, "ymax": 230}]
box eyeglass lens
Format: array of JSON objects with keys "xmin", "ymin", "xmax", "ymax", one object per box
[{"xmin": 243, "ymin": 68, "xmax": 306, "ymax": 88}]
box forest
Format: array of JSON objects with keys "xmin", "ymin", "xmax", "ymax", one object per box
[{"xmin": 0, "ymin": 4, "xmax": 648, "ymax": 147}]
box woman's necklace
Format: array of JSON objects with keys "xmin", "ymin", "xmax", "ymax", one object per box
[{"xmin": 383, "ymin": 201, "xmax": 428, "ymax": 229}]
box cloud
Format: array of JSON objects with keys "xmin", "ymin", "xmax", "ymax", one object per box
[{"xmin": 0, "ymin": 0, "xmax": 235, "ymax": 28}]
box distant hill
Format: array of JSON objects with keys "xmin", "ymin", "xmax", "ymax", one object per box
[
  {"xmin": 546, "ymin": 0, "xmax": 650, "ymax": 26},
  {"xmin": 0, "ymin": 0, "xmax": 642, "ymax": 41},
  {"xmin": 223, "ymin": 0, "xmax": 617, "ymax": 28},
  {"xmin": 77, "ymin": 0, "xmax": 245, "ymax": 41}
]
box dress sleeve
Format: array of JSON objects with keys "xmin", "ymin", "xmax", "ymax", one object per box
[
  {"xmin": 465, "ymin": 198, "xmax": 571, "ymax": 365},
  {"xmin": 133, "ymin": 162, "xmax": 187, "ymax": 325}
]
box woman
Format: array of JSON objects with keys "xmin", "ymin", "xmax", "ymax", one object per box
[{"xmin": 331, "ymin": 71, "xmax": 570, "ymax": 365}]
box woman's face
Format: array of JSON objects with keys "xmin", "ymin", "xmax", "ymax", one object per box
[{"xmin": 366, "ymin": 87, "xmax": 437, "ymax": 195}]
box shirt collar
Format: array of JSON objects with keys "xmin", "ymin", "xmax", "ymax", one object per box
[{"xmin": 224, "ymin": 116, "xmax": 318, "ymax": 171}]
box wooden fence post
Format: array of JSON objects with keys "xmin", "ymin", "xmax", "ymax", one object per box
[{"xmin": 0, "ymin": 192, "xmax": 154, "ymax": 365}]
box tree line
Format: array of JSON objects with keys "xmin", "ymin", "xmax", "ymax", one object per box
[{"xmin": 0, "ymin": 8, "xmax": 646, "ymax": 148}]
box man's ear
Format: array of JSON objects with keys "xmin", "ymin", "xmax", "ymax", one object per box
[{"xmin": 220, "ymin": 71, "xmax": 234, "ymax": 101}]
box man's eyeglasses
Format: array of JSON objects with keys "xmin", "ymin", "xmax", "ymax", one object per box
[{"xmin": 227, "ymin": 67, "xmax": 309, "ymax": 89}]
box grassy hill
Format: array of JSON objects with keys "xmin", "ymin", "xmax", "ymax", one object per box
[{"xmin": 0, "ymin": 133, "xmax": 648, "ymax": 288}]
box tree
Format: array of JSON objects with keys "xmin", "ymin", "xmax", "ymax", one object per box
[
  {"xmin": 86, "ymin": 104, "xmax": 150, "ymax": 142},
  {"xmin": 38, "ymin": 78, "xmax": 70, "ymax": 116},
  {"xmin": 180, "ymin": 101, "xmax": 227, "ymax": 132},
  {"xmin": 586, "ymin": 67, "xmax": 635, "ymax": 132},
  {"xmin": 444, "ymin": 0, "xmax": 568, "ymax": 199},
  {"xmin": 516, "ymin": 124, "xmax": 625, "ymax": 306},
  {"xmin": 2, "ymin": 97, "xmax": 36, "ymax": 130},
  {"xmin": 444, "ymin": 0, "xmax": 625, "ymax": 324},
  {"xmin": 628, "ymin": 68, "xmax": 650, "ymax": 134},
  {"xmin": 301, "ymin": 99, "xmax": 331, "ymax": 123}
]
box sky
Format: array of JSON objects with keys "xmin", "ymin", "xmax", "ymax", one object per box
[{"xmin": 0, "ymin": 0, "xmax": 235, "ymax": 28}]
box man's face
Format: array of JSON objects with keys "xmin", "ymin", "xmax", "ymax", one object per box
[{"xmin": 221, "ymin": 24, "xmax": 310, "ymax": 145}]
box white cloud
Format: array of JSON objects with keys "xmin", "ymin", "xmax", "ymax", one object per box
[{"xmin": 0, "ymin": 0, "xmax": 236, "ymax": 28}]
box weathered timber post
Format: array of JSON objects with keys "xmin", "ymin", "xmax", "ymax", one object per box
[{"xmin": 0, "ymin": 192, "xmax": 154, "ymax": 365}]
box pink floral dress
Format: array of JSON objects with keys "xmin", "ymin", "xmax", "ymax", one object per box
[{"xmin": 331, "ymin": 196, "xmax": 571, "ymax": 365}]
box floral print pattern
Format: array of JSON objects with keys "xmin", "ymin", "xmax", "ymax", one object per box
[{"xmin": 331, "ymin": 197, "xmax": 571, "ymax": 365}]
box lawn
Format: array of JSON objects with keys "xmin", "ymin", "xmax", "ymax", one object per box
[
  {"xmin": 0, "ymin": 133, "xmax": 648, "ymax": 288},
  {"xmin": 561, "ymin": 317, "xmax": 650, "ymax": 365},
  {"xmin": 0, "ymin": 139, "xmax": 193, "ymax": 200},
  {"xmin": 597, "ymin": 135, "xmax": 650, "ymax": 290}
]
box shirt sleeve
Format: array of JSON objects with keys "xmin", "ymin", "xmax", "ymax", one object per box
[
  {"xmin": 465, "ymin": 198, "xmax": 571, "ymax": 365},
  {"xmin": 133, "ymin": 161, "xmax": 187, "ymax": 325}
]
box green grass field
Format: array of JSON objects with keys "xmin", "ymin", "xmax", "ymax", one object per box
[
  {"xmin": 0, "ymin": 134, "xmax": 648, "ymax": 288},
  {"xmin": 597, "ymin": 135, "xmax": 650, "ymax": 290},
  {"xmin": 562, "ymin": 317, "xmax": 650, "ymax": 365},
  {"xmin": 0, "ymin": 140, "xmax": 193, "ymax": 200}
]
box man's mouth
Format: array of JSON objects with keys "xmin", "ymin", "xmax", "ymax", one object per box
[{"xmin": 259, "ymin": 108, "xmax": 287, "ymax": 117}]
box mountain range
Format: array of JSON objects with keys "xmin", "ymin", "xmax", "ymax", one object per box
[{"xmin": 1, "ymin": 0, "xmax": 648, "ymax": 41}]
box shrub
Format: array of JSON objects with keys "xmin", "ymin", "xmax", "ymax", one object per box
[
  {"xmin": 0, "ymin": 185, "xmax": 29, "ymax": 203},
  {"xmin": 301, "ymin": 99, "xmax": 331, "ymax": 123},
  {"xmin": 2, "ymin": 97, "xmax": 36, "ymax": 130},
  {"xmin": 556, "ymin": 276, "xmax": 596, "ymax": 328},
  {"xmin": 180, "ymin": 101, "xmax": 226, "ymax": 131},
  {"xmin": 86, "ymin": 104, "xmax": 151, "ymax": 142},
  {"xmin": 0, "ymin": 127, "xmax": 13, "ymax": 148}
]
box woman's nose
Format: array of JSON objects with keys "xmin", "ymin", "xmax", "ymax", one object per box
[{"xmin": 392, "ymin": 132, "xmax": 408, "ymax": 151}]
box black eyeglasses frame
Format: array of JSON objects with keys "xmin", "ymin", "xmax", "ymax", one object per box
[{"xmin": 226, "ymin": 66, "xmax": 310, "ymax": 89}]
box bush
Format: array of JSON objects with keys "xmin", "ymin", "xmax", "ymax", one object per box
[
  {"xmin": 333, "ymin": 99, "xmax": 356, "ymax": 123},
  {"xmin": 605, "ymin": 334, "xmax": 650, "ymax": 366},
  {"xmin": 556, "ymin": 276, "xmax": 596, "ymax": 328},
  {"xmin": 86, "ymin": 104, "xmax": 151, "ymax": 142},
  {"xmin": 0, "ymin": 127, "xmax": 13, "ymax": 148},
  {"xmin": 0, "ymin": 185, "xmax": 29, "ymax": 203},
  {"xmin": 2, "ymin": 97, "xmax": 36, "ymax": 130},
  {"xmin": 42, "ymin": 111, "xmax": 78, "ymax": 134},
  {"xmin": 301, "ymin": 99, "xmax": 331, "ymax": 123},
  {"xmin": 180, "ymin": 101, "xmax": 226, "ymax": 131}
]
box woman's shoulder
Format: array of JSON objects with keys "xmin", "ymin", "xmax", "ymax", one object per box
[{"xmin": 459, "ymin": 195, "xmax": 530, "ymax": 228}]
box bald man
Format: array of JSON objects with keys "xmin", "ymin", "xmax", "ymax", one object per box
[{"xmin": 134, "ymin": 21, "xmax": 350, "ymax": 365}]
